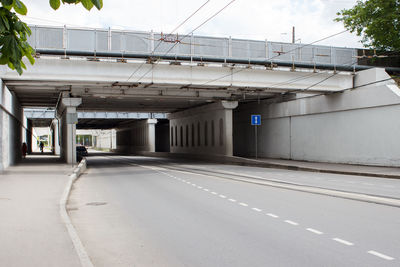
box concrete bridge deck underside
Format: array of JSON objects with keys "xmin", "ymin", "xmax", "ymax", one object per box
[{"xmin": 1, "ymin": 56, "xmax": 353, "ymax": 112}]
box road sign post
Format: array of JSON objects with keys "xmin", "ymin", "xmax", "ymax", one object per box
[{"xmin": 251, "ymin": 115, "xmax": 261, "ymax": 159}]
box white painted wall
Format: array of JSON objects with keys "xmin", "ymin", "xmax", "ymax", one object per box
[
  {"xmin": 0, "ymin": 80, "xmax": 23, "ymax": 170},
  {"xmin": 234, "ymin": 68, "xmax": 400, "ymax": 167}
]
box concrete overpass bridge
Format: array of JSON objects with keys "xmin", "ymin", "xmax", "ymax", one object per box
[{"xmin": 1, "ymin": 25, "xmax": 400, "ymax": 170}]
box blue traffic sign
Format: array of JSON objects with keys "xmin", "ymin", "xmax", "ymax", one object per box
[{"xmin": 251, "ymin": 115, "xmax": 261, "ymax": 125}]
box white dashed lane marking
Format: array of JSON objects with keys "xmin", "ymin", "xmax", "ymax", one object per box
[
  {"xmin": 306, "ymin": 228, "xmax": 323, "ymax": 235},
  {"xmin": 367, "ymin": 250, "xmax": 395, "ymax": 261},
  {"xmin": 332, "ymin": 238, "xmax": 354, "ymax": 246},
  {"xmin": 165, "ymin": 169, "xmax": 399, "ymax": 264},
  {"xmin": 285, "ymin": 220, "xmax": 299, "ymax": 226}
]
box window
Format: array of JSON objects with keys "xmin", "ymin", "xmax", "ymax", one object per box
[
  {"xmin": 175, "ymin": 126, "xmax": 178, "ymax": 146},
  {"xmin": 197, "ymin": 122, "xmax": 201, "ymax": 146},
  {"xmin": 170, "ymin": 126, "xmax": 174, "ymax": 147},
  {"xmin": 180, "ymin": 126, "xmax": 183, "ymax": 147},
  {"xmin": 219, "ymin": 118, "xmax": 224, "ymax": 146},
  {"xmin": 191, "ymin": 124, "xmax": 195, "ymax": 147},
  {"xmin": 204, "ymin": 121, "xmax": 208, "ymax": 146},
  {"xmin": 211, "ymin": 120, "xmax": 215, "ymax": 146},
  {"xmin": 186, "ymin": 125, "xmax": 189, "ymax": 147}
]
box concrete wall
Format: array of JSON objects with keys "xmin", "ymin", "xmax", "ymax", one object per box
[
  {"xmin": 168, "ymin": 101, "xmax": 237, "ymax": 156},
  {"xmin": 0, "ymin": 80, "xmax": 23, "ymax": 171},
  {"xmin": 116, "ymin": 119, "xmax": 157, "ymax": 154},
  {"xmin": 234, "ymin": 68, "xmax": 400, "ymax": 167}
]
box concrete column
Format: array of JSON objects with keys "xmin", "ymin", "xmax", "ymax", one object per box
[
  {"xmin": 52, "ymin": 119, "xmax": 60, "ymax": 155},
  {"xmin": 147, "ymin": 119, "xmax": 157, "ymax": 152},
  {"xmin": 58, "ymin": 98, "xmax": 81, "ymax": 164},
  {"xmin": 26, "ymin": 119, "xmax": 32, "ymax": 154},
  {"xmin": 0, "ymin": 80, "xmax": 4, "ymax": 171},
  {"xmin": 0, "ymin": 79, "xmax": 23, "ymax": 168}
]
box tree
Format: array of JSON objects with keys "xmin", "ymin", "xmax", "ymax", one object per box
[
  {"xmin": 0, "ymin": 0, "xmax": 103, "ymax": 74},
  {"xmin": 335, "ymin": 0, "xmax": 400, "ymax": 51}
]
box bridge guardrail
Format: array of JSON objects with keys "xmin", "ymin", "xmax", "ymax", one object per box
[{"xmin": 27, "ymin": 25, "xmax": 356, "ymax": 66}]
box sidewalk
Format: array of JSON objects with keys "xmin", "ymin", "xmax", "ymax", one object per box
[
  {"xmin": 0, "ymin": 154, "xmax": 81, "ymax": 267},
  {"xmin": 233, "ymin": 156, "xmax": 400, "ymax": 179}
]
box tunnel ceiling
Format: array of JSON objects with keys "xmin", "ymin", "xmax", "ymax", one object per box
[{"xmin": 4, "ymin": 79, "xmax": 278, "ymax": 112}]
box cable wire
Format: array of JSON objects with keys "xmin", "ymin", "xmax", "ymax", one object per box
[{"xmin": 126, "ymin": 0, "xmax": 211, "ymax": 82}]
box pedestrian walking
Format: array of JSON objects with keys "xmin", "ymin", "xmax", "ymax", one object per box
[
  {"xmin": 22, "ymin": 142, "xmax": 27, "ymax": 159},
  {"xmin": 39, "ymin": 142, "xmax": 44, "ymax": 153}
]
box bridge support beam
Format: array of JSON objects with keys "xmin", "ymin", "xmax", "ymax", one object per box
[
  {"xmin": 168, "ymin": 100, "xmax": 238, "ymax": 156},
  {"xmin": 58, "ymin": 97, "xmax": 81, "ymax": 164}
]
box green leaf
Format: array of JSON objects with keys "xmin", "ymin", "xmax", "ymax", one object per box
[
  {"xmin": 1, "ymin": 0, "xmax": 13, "ymax": 6},
  {"xmin": 81, "ymin": 0, "xmax": 94, "ymax": 10},
  {"xmin": 14, "ymin": 0, "xmax": 28, "ymax": 15},
  {"xmin": 49, "ymin": 0, "xmax": 61, "ymax": 10},
  {"xmin": 91, "ymin": 0, "xmax": 102, "ymax": 10}
]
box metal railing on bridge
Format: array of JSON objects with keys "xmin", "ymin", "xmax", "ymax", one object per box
[{"xmin": 27, "ymin": 25, "xmax": 356, "ymax": 67}]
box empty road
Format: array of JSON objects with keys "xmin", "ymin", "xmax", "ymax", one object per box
[{"xmin": 68, "ymin": 155, "xmax": 400, "ymax": 267}]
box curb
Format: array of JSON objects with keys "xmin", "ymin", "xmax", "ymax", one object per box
[{"xmin": 59, "ymin": 159, "xmax": 94, "ymax": 267}]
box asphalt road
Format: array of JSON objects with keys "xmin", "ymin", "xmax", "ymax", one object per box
[{"xmin": 69, "ymin": 155, "xmax": 400, "ymax": 267}]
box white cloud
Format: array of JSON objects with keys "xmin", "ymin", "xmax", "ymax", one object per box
[{"xmin": 21, "ymin": 0, "xmax": 362, "ymax": 48}]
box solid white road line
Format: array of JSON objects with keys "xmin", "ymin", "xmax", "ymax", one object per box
[
  {"xmin": 306, "ymin": 228, "xmax": 323, "ymax": 235},
  {"xmin": 239, "ymin": 202, "xmax": 248, "ymax": 207},
  {"xmin": 332, "ymin": 238, "xmax": 354, "ymax": 246},
  {"xmin": 284, "ymin": 220, "xmax": 299, "ymax": 226},
  {"xmin": 228, "ymin": 199, "xmax": 237, "ymax": 202},
  {"xmin": 252, "ymin": 208, "xmax": 262, "ymax": 212},
  {"xmin": 367, "ymin": 251, "xmax": 394, "ymax": 261},
  {"xmin": 267, "ymin": 213, "xmax": 279, "ymax": 218}
]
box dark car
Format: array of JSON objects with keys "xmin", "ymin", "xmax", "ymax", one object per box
[{"xmin": 76, "ymin": 146, "xmax": 88, "ymax": 161}]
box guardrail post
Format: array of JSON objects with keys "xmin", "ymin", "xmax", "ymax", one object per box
[
  {"xmin": 108, "ymin": 27, "xmax": 111, "ymax": 51},
  {"xmin": 228, "ymin": 36, "xmax": 232, "ymax": 58},
  {"xmin": 150, "ymin": 30, "xmax": 154, "ymax": 53}
]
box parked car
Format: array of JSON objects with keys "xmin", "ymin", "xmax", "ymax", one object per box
[{"xmin": 76, "ymin": 146, "xmax": 88, "ymax": 161}]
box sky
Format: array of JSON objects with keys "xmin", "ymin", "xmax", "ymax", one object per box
[{"xmin": 21, "ymin": 0, "xmax": 363, "ymax": 48}]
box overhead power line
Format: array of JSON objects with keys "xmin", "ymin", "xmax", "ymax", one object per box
[
  {"xmin": 126, "ymin": 0, "xmax": 211, "ymax": 82},
  {"xmin": 200, "ymin": 29, "xmax": 349, "ymax": 87},
  {"xmin": 135, "ymin": 0, "xmax": 237, "ymax": 83}
]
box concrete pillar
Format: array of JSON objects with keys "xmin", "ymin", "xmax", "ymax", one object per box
[
  {"xmin": 52, "ymin": 119, "xmax": 60, "ymax": 155},
  {"xmin": 58, "ymin": 97, "xmax": 81, "ymax": 164},
  {"xmin": 147, "ymin": 119, "xmax": 157, "ymax": 152},
  {"xmin": 26, "ymin": 119, "xmax": 33, "ymax": 154},
  {"xmin": 0, "ymin": 80, "xmax": 5, "ymax": 171},
  {"xmin": 168, "ymin": 100, "xmax": 238, "ymax": 156},
  {"xmin": 0, "ymin": 79, "xmax": 23, "ymax": 169}
]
